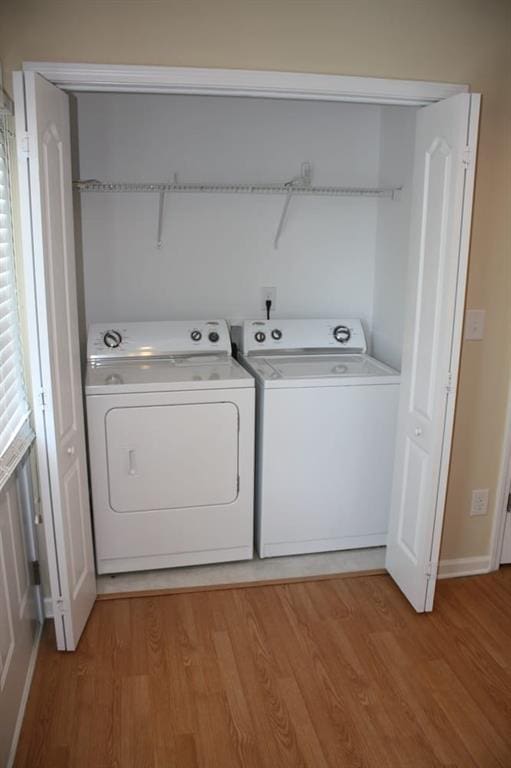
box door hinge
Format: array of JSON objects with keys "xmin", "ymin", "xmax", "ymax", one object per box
[
  {"xmin": 20, "ymin": 132, "xmax": 30, "ymax": 156},
  {"xmin": 507, "ymin": 492, "xmax": 511, "ymax": 513},
  {"xmin": 39, "ymin": 388, "xmax": 46, "ymax": 411},
  {"xmin": 425, "ymin": 561, "xmax": 438, "ymax": 579},
  {"xmin": 31, "ymin": 560, "xmax": 41, "ymax": 586},
  {"xmin": 237, "ymin": 475, "xmax": 240, "ymax": 494},
  {"xmin": 446, "ymin": 371, "xmax": 453, "ymax": 394},
  {"xmin": 462, "ymin": 147, "xmax": 472, "ymax": 168},
  {"xmin": 55, "ymin": 597, "xmax": 68, "ymax": 615}
]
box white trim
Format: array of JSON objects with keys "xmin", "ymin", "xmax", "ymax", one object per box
[
  {"xmin": 22, "ymin": 62, "xmax": 468, "ymax": 105},
  {"xmin": 6, "ymin": 622, "xmax": 43, "ymax": 768},
  {"xmin": 438, "ymin": 556, "xmax": 491, "ymax": 579},
  {"xmin": 43, "ymin": 596, "xmax": 53, "ymax": 618},
  {"xmin": 490, "ymin": 380, "xmax": 511, "ymax": 570}
]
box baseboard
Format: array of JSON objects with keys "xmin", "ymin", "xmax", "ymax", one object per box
[
  {"xmin": 438, "ymin": 555, "xmax": 492, "ymax": 579},
  {"xmin": 43, "ymin": 596, "xmax": 53, "ymax": 618},
  {"xmin": 6, "ymin": 621, "xmax": 43, "ymax": 768}
]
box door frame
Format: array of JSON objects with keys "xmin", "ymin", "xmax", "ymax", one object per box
[
  {"xmin": 17, "ymin": 62, "xmax": 475, "ymax": 615},
  {"xmin": 490, "ymin": 381, "xmax": 511, "ymax": 568},
  {"xmin": 22, "ymin": 62, "xmax": 467, "ymax": 105}
]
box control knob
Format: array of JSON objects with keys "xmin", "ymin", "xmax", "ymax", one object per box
[
  {"xmin": 255, "ymin": 331, "xmax": 266, "ymax": 343},
  {"xmin": 208, "ymin": 331, "xmax": 220, "ymax": 343},
  {"xmin": 103, "ymin": 330, "xmax": 122, "ymax": 348},
  {"xmin": 271, "ymin": 329, "xmax": 282, "ymax": 340},
  {"xmin": 191, "ymin": 330, "xmax": 202, "ymax": 342},
  {"xmin": 333, "ymin": 325, "xmax": 351, "ymax": 344}
]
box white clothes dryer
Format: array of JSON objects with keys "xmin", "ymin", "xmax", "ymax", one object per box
[
  {"xmin": 238, "ymin": 318, "xmax": 400, "ymax": 558},
  {"xmin": 85, "ymin": 320, "xmax": 255, "ymax": 574}
]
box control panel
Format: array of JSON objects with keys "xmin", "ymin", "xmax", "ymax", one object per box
[
  {"xmin": 87, "ymin": 320, "xmax": 231, "ymax": 362},
  {"xmin": 240, "ymin": 318, "xmax": 367, "ymax": 354}
]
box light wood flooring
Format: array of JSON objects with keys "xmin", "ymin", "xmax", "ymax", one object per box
[{"xmin": 15, "ymin": 568, "xmax": 511, "ymax": 767}]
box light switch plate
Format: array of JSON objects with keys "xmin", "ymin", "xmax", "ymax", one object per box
[
  {"xmin": 465, "ymin": 309, "xmax": 485, "ymax": 340},
  {"xmin": 470, "ymin": 488, "xmax": 489, "ymax": 516}
]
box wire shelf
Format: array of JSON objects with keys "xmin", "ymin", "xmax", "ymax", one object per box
[
  {"xmin": 73, "ymin": 163, "xmax": 402, "ymax": 249},
  {"xmin": 74, "ymin": 179, "xmax": 401, "ymax": 199}
]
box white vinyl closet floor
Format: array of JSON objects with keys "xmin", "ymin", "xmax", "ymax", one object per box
[{"xmin": 96, "ymin": 546, "xmax": 386, "ymax": 594}]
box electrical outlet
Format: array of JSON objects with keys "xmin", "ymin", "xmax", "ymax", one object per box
[
  {"xmin": 470, "ymin": 488, "xmax": 489, "ymax": 516},
  {"xmin": 464, "ymin": 309, "xmax": 485, "ymax": 340},
  {"xmin": 261, "ymin": 286, "xmax": 277, "ymax": 314}
]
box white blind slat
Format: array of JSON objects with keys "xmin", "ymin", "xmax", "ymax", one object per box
[{"xmin": 0, "ymin": 116, "xmax": 32, "ymax": 470}]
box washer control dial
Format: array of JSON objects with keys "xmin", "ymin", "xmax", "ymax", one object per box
[
  {"xmin": 208, "ymin": 331, "xmax": 220, "ymax": 343},
  {"xmin": 191, "ymin": 330, "xmax": 202, "ymax": 342},
  {"xmin": 333, "ymin": 325, "xmax": 351, "ymax": 344},
  {"xmin": 103, "ymin": 329, "xmax": 122, "ymax": 348},
  {"xmin": 271, "ymin": 329, "xmax": 282, "ymax": 341},
  {"xmin": 255, "ymin": 331, "xmax": 266, "ymax": 343}
]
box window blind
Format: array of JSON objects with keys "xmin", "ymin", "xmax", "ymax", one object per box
[{"xmin": 0, "ymin": 115, "xmax": 33, "ymax": 491}]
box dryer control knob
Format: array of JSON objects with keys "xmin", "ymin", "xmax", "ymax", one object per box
[
  {"xmin": 271, "ymin": 329, "xmax": 282, "ymax": 340},
  {"xmin": 103, "ymin": 330, "xmax": 122, "ymax": 348},
  {"xmin": 191, "ymin": 330, "xmax": 202, "ymax": 342},
  {"xmin": 208, "ymin": 331, "xmax": 220, "ymax": 343},
  {"xmin": 255, "ymin": 331, "xmax": 266, "ymax": 343},
  {"xmin": 333, "ymin": 325, "xmax": 351, "ymax": 344}
]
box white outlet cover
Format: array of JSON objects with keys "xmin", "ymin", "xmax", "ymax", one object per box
[
  {"xmin": 470, "ymin": 488, "xmax": 489, "ymax": 516},
  {"xmin": 465, "ymin": 309, "xmax": 485, "ymax": 341}
]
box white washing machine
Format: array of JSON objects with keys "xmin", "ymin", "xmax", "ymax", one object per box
[
  {"xmin": 85, "ymin": 320, "xmax": 255, "ymax": 574},
  {"xmin": 239, "ymin": 318, "xmax": 400, "ymax": 558}
]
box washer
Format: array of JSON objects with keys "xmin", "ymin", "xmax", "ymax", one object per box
[
  {"xmin": 239, "ymin": 318, "xmax": 400, "ymax": 558},
  {"xmin": 85, "ymin": 320, "xmax": 255, "ymax": 574}
]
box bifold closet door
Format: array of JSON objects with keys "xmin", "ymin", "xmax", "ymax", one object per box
[
  {"xmin": 14, "ymin": 71, "xmax": 96, "ymax": 650},
  {"xmin": 386, "ymin": 93, "xmax": 480, "ymax": 612}
]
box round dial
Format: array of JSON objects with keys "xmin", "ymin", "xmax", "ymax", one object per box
[
  {"xmin": 208, "ymin": 331, "xmax": 220, "ymax": 343},
  {"xmin": 191, "ymin": 330, "xmax": 202, "ymax": 342},
  {"xmin": 103, "ymin": 329, "xmax": 122, "ymax": 348},
  {"xmin": 271, "ymin": 329, "xmax": 282, "ymax": 341},
  {"xmin": 333, "ymin": 325, "xmax": 351, "ymax": 344},
  {"xmin": 255, "ymin": 331, "xmax": 266, "ymax": 343}
]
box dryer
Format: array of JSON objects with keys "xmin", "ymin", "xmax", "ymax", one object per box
[
  {"xmin": 85, "ymin": 320, "xmax": 255, "ymax": 574},
  {"xmin": 239, "ymin": 318, "xmax": 400, "ymax": 558}
]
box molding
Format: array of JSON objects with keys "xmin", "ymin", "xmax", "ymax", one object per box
[
  {"xmin": 438, "ymin": 556, "xmax": 491, "ymax": 580},
  {"xmin": 22, "ymin": 62, "xmax": 468, "ymax": 106},
  {"xmin": 6, "ymin": 622, "xmax": 43, "ymax": 768}
]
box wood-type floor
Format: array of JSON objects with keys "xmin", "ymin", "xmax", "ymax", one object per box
[{"xmin": 15, "ymin": 569, "xmax": 511, "ymax": 767}]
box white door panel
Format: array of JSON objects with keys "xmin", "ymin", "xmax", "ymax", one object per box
[
  {"xmin": 386, "ymin": 93, "xmax": 480, "ymax": 611},
  {"xmin": 0, "ymin": 474, "xmax": 40, "ymax": 768},
  {"xmin": 14, "ymin": 71, "xmax": 96, "ymax": 650},
  {"xmin": 106, "ymin": 402, "xmax": 239, "ymax": 512}
]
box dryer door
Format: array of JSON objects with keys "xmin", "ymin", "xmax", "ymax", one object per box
[{"xmin": 106, "ymin": 402, "xmax": 239, "ymax": 512}]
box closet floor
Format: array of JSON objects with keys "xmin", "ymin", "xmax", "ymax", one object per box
[{"xmin": 96, "ymin": 546, "xmax": 386, "ymax": 595}]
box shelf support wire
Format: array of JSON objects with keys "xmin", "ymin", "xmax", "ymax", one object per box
[
  {"xmin": 274, "ymin": 162, "xmax": 312, "ymax": 249},
  {"xmin": 156, "ymin": 173, "xmax": 178, "ymax": 248}
]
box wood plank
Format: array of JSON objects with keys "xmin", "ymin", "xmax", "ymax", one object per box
[{"xmin": 14, "ymin": 569, "xmax": 511, "ymax": 768}]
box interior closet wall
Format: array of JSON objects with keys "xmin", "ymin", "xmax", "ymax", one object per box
[
  {"xmin": 75, "ymin": 94, "xmax": 383, "ymax": 328},
  {"xmin": 372, "ymin": 106, "xmax": 417, "ymax": 369}
]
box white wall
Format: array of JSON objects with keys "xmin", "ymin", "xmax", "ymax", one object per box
[
  {"xmin": 372, "ymin": 106, "xmax": 417, "ymax": 369},
  {"xmin": 75, "ymin": 94, "xmax": 383, "ymax": 328}
]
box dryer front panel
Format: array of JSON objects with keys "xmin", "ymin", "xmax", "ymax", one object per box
[
  {"xmin": 85, "ymin": 387, "xmax": 254, "ymax": 573},
  {"xmin": 106, "ymin": 402, "xmax": 239, "ymax": 513}
]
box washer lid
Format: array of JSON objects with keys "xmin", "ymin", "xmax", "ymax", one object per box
[
  {"xmin": 244, "ymin": 353, "xmax": 400, "ymax": 388},
  {"xmin": 85, "ymin": 355, "xmax": 254, "ymax": 394}
]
